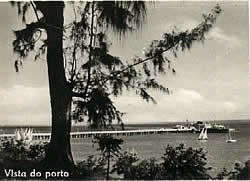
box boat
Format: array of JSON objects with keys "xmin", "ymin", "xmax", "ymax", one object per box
[
  {"xmin": 194, "ymin": 121, "xmax": 228, "ymax": 133},
  {"xmin": 15, "ymin": 129, "xmax": 21, "ymax": 140},
  {"xmin": 198, "ymin": 128, "xmax": 208, "ymax": 141},
  {"xmin": 14, "ymin": 128, "xmax": 33, "ymax": 143},
  {"xmin": 226, "ymin": 128, "xmax": 237, "ymax": 143}
]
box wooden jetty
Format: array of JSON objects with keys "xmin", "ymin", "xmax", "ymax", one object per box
[{"xmin": 0, "ymin": 128, "xmax": 195, "ymax": 141}]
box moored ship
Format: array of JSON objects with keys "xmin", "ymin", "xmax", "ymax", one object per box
[{"xmin": 193, "ymin": 121, "xmax": 228, "ymax": 133}]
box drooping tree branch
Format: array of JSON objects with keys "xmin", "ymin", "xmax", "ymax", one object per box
[
  {"xmin": 72, "ymin": 3, "xmax": 221, "ymax": 103},
  {"xmin": 100, "ymin": 4, "xmax": 222, "ymax": 86},
  {"xmin": 12, "ymin": 2, "xmax": 222, "ymax": 130}
]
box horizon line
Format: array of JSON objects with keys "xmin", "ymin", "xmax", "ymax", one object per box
[{"xmin": 0, "ymin": 119, "xmax": 248, "ymax": 127}]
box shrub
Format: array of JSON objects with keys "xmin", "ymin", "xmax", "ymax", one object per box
[
  {"xmin": 0, "ymin": 138, "xmax": 48, "ymax": 179},
  {"xmin": 158, "ymin": 144, "xmax": 211, "ymax": 180},
  {"xmin": 27, "ymin": 142, "xmax": 49, "ymax": 161},
  {"xmin": 216, "ymin": 160, "xmax": 250, "ymax": 180},
  {"xmin": 215, "ymin": 167, "xmax": 229, "ymax": 180},
  {"xmin": 129, "ymin": 158, "xmax": 162, "ymax": 180},
  {"xmin": 112, "ymin": 144, "xmax": 212, "ymax": 180},
  {"xmin": 0, "ymin": 138, "xmax": 48, "ymax": 162},
  {"xmin": 75, "ymin": 155, "xmax": 106, "ymax": 179},
  {"xmin": 229, "ymin": 160, "xmax": 250, "ymax": 180},
  {"xmin": 111, "ymin": 150, "xmax": 139, "ymax": 178}
]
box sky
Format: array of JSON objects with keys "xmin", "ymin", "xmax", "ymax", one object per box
[{"xmin": 0, "ymin": 1, "xmax": 249, "ymax": 126}]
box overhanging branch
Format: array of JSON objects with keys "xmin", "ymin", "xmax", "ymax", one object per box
[
  {"xmin": 100, "ymin": 4, "xmax": 221, "ymax": 86},
  {"xmin": 100, "ymin": 42, "xmax": 177, "ymax": 87}
]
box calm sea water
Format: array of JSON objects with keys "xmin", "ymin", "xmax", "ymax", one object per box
[
  {"xmin": 0, "ymin": 120, "xmax": 249, "ymax": 176},
  {"xmin": 71, "ymin": 120, "xmax": 249, "ymax": 176}
]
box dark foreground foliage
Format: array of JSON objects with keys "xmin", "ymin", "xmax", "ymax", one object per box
[
  {"xmin": 0, "ymin": 138, "xmax": 49, "ymax": 179},
  {"xmin": 112, "ymin": 144, "xmax": 211, "ymax": 180},
  {"xmin": 93, "ymin": 135, "xmax": 123, "ymax": 179},
  {"xmin": 74, "ymin": 155, "xmax": 106, "ymax": 179},
  {"xmin": 0, "ymin": 138, "xmax": 249, "ymax": 180},
  {"xmin": 215, "ymin": 160, "xmax": 250, "ymax": 180}
]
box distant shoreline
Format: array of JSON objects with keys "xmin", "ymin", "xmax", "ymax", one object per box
[{"xmin": 0, "ymin": 119, "xmax": 248, "ymax": 128}]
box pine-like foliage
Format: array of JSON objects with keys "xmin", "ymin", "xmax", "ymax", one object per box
[
  {"xmin": 93, "ymin": 135, "xmax": 124, "ymax": 179},
  {"xmin": 11, "ymin": 2, "xmax": 221, "ymax": 129}
]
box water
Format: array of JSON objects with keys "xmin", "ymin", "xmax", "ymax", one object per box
[
  {"xmin": 0, "ymin": 120, "xmax": 249, "ymax": 176},
  {"xmin": 71, "ymin": 120, "xmax": 249, "ymax": 176}
]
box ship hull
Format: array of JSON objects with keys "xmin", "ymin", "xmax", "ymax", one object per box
[{"xmin": 196, "ymin": 128, "xmax": 228, "ymax": 133}]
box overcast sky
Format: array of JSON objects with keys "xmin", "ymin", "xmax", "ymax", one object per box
[{"xmin": 0, "ymin": 1, "xmax": 249, "ymax": 125}]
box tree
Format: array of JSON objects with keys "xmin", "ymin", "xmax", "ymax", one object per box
[
  {"xmin": 11, "ymin": 1, "xmax": 147, "ymax": 172},
  {"xmin": 12, "ymin": 1, "xmax": 74, "ymax": 171},
  {"xmin": 11, "ymin": 1, "xmax": 221, "ymax": 173},
  {"xmin": 93, "ymin": 135, "xmax": 123, "ymax": 179}
]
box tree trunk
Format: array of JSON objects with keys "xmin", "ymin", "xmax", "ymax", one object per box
[
  {"xmin": 106, "ymin": 151, "xmax": 110, "ymax": 180},
  {"xmin": 38, "ymin": 2, "xmax": 75, "ymax": 172}
]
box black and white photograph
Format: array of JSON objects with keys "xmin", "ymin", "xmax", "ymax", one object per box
[{"xmin": 0, "ymin": 1, "xmax": 249, "ymax": 180}]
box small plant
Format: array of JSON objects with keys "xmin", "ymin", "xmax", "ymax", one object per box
[
  {"xmin": 27, "ymin": 142, "xmax": 49, "ymax": 161},
  {"xmin": 111, "ymin": 150, "xmax": 139, "ymax": 178},
  {"xmin": 215, "ymin": 167, "xmax": 230, "ymax": 180},
  {"xmin": 75, "ymin": 155, "xmax": 106, "ymax": 179},
  {"xmin": 216, "ymin": 160, "xmax": 250, "ymax": 180},
  {"xmin": 129, "ymin": 158, "xmax": 161, "ymax": 180},
  {"xmin": 93, "ymin": 135, "xmax": 123, "ymax": 179},
  {"xmin": 229, "ymin": 160, "xmax": 250, "ymax": 180}
]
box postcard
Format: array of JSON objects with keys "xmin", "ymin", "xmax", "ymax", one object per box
[{"xmin": 0, "ymin": 1, "xmax": 249, "ymax": 180}]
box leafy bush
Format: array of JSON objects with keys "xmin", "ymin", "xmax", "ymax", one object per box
[
  {"xmin": 229, "ymin": 160, "xmax": 250, "ymax": 180},
  {"xmin": 0, "ymin": 138, "xmax": 48, "ymax": 162},
  {"xmin": 216, "ymin": 160, "xmax": 250, "ymax": 180},
  {"xmin": 158, "ymin": 144, "xmax": 211, "ymax": 180},
  {"xmin": 128, "ymin": 158, "xmax": 162, "ymax": 180},
  {"xmin": 0, "ymin": 138, "xmax": 49, "ymax": 179},
  {"xmin": 27, "ymin": 142, "xmax": 49, "ymax": 161},
  {"xmin": 112, "ymin": 144, "xmax": 212, "ymax": 180},
  {"xmin": 75, "ymin": 155, "xmax": 106, "ymax": 179},
  {"xmin": 215, "ymin": 167, "xmax": 229, "ymax": 180},
  {"xmin": 0, "ymin": 139, "xmax": 29, "ymax": 161},
  {"xmin": 111, "ymin": 150, "xmax": 139, "ymax": 178}
]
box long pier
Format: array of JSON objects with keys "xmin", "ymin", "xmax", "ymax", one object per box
[{"xmin": 0, "ymin": 128, "xmax": 195, "ymax": 141}]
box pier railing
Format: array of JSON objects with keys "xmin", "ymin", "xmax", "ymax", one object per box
[{"xmin": 0, "ymin": 128, "xmax": 195, "ymax": 141}]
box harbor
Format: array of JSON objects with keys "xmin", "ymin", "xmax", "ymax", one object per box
[
  {"xmin": 0, "ymin": 121, "xmax": 234, "ymax": 141},
  {"xmin": 0, "ymin": 120, "xmax": 247, "ymax": 177},
  {"xmin": 0, "ymin": 127, "xmax": 196, "ymax": 141}
]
